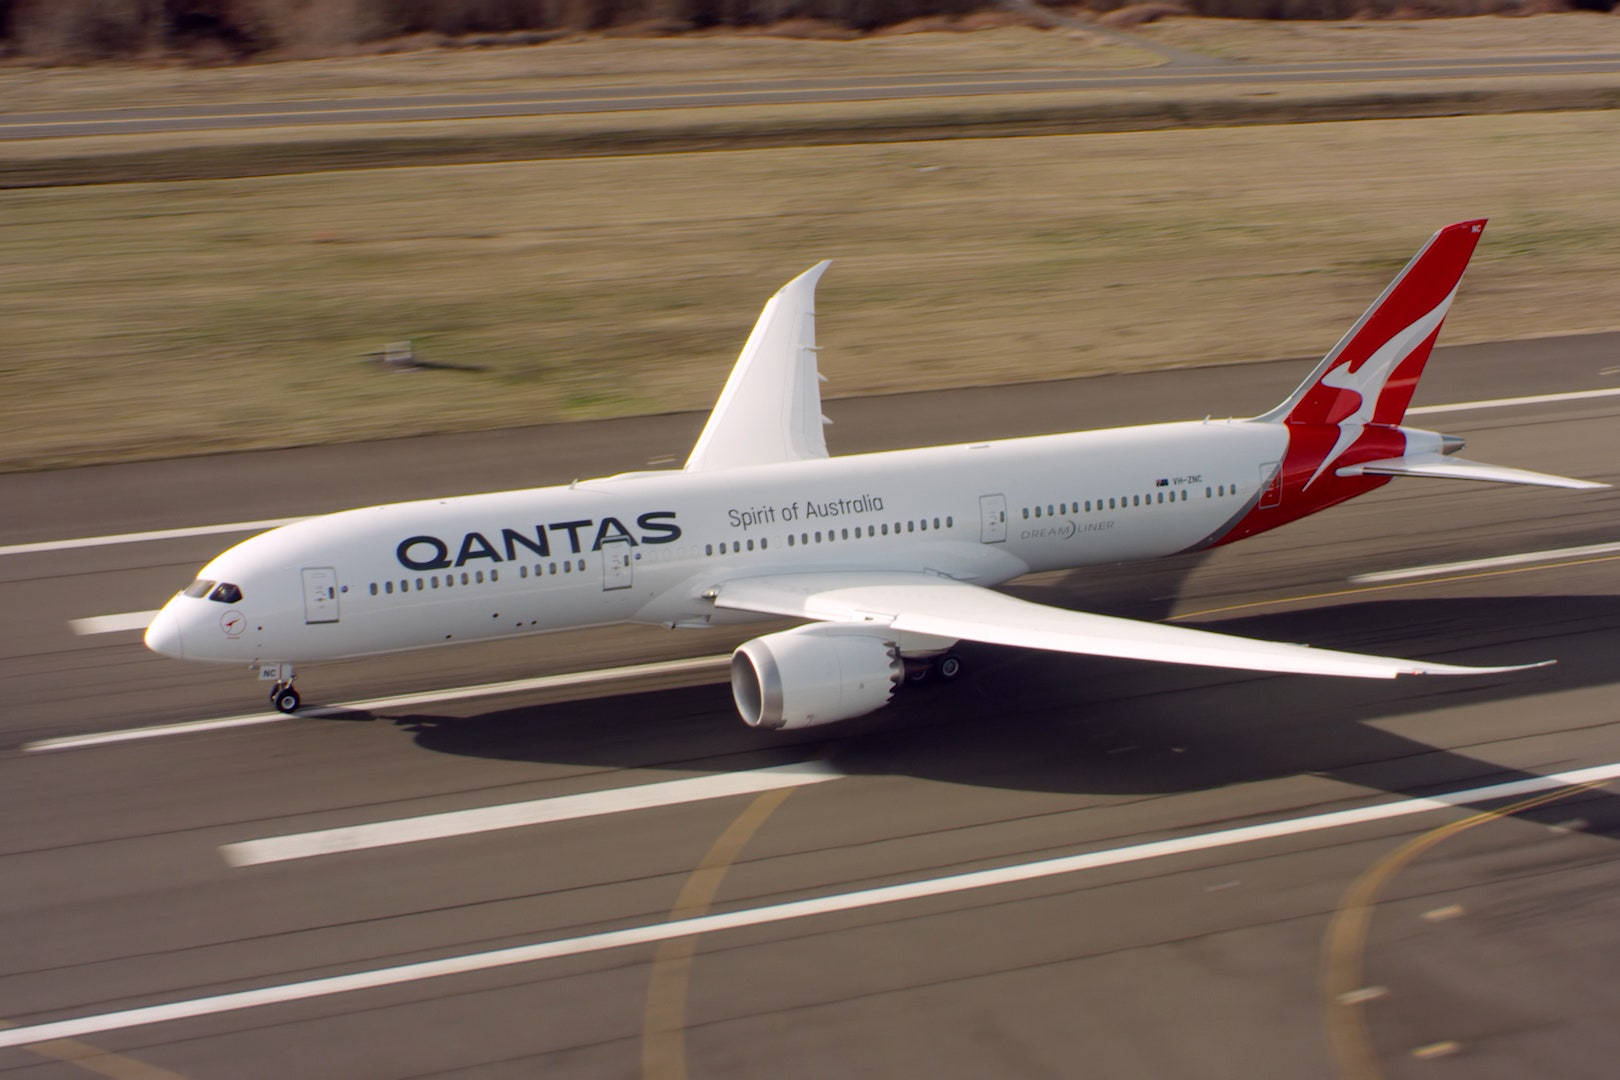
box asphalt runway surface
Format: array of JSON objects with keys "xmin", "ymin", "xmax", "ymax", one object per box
[
  {"xmin": 3, "ymin": 332, "xmax": 1620, "ymax": 1078},
  {"xmin": 5, "ymin": 53, "xmax": 1620, "ymax": 139}
]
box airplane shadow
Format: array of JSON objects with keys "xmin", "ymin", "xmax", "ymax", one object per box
[{"xmin": 381, "ymin": 591, "xmax": 1620, "ymax": 831}]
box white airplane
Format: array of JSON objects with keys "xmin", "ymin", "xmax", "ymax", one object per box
[{"xmin": 147, "ymin": 219, "xmax": 1603, "ymax": 727}]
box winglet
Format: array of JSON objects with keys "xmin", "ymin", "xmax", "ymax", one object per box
[{"xmin": 685, "ymin": 262, "xmax": 833, "ymax": 473}]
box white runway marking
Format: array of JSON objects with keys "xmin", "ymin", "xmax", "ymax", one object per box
[
  {"xmin": 1350, "ymin": 539, "xmax": 1620, "ymax": 584},
  {"xmin": 1405, "ymin": 386, "xmax": 1620, "ymax": 416},
  {"xmin": 22, "ymin": 655, "xmax": 731, "ymax": 753},
  {"xmin": 0, "ymin": 517, "xmax": 302, "ymax": 558},
  {"xmin": 69, "ymin": 610, "xmax": 157, "ymax": 636},
  {"xmin": 5, "ymin": 386, "xmax": 1618, "ymax": 560},
  {"xmin": 0, "ymin": 761, "xmax": 1613, "ymax": 1051},
  {"xmin": 222, "ymin": 760, "xmax": 842, "ymax": 867}
]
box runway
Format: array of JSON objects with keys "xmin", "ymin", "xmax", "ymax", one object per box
[
  {"xmin": 3, "ymin": 333, "xmax": 1619, "ymax": 1077},
  {"xmin": 4, "ymin": 54, "xmax": 1620, "ymax": 139}
]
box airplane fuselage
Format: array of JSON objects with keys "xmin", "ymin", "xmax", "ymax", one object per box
[{"xmin": 152, "ymin": 416, "xmax": 1306, "ymax": 666}]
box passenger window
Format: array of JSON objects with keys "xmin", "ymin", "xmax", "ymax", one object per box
[
  {"xmin": 841, "ymin": 528, "xmax": 850, "ymax": 540},
  {"xmin": 446, "ymin": 575, "xmax": 455, "ymax": 588},
  {"xmin": 563, "ymin": 561, "xmax": 571, "ymax": 574},
  {"xmin": 432, "ymin": 576, "xmax": 440, "ymax": 588},
  {"xmin": 1022, "ymin": 508, "xmax": 1030, "ymax": 520},
  {"xmin": 490, "ymin": 569, "xmax": 499, "ymax": 582},
  {"xmin": 760, "ymin": 538, "xmax": 768, "ymax": 549},
  {"xmin": 1047, "ymin": 505, "xmax": 1054, "ymax": 517},
  {"xmin": 385, "ymin": 581, "xmax": 394, "ymax": 594},
  {"xmin": 746, "ymin": 539, "xmax": 755, "ymax": 551},
  {"xmin": 1084, "ymin": 500, "xmax": 1091, "ymax": 512},
  {"xmin": 801, "ymin": 533, "xmax": 809, "ymax": 544},
  {"xmin": 520, "ymin": 566, "xmax": 528, "ymax": 578},
  {"xmin": 946, "ymin": 516, "xmax": 953, "ymax": 527},
  {"xmin": 475, "ymin": 570, "xmax": 484, "ymax": 584},
  {"xmin": 881, "ymin": 523, "xmax": 889, "ymax": 535},
  {"xmin": 933, "ymin": 517, "xmax": 941, "ymax": 529},
  {"xmin": 369, "ymin": 583, "xmax": 378, "ymax": 596},
  {"xmin": 907, "ymin": 521, "xmax": 914, "ymax": 532},
  {"xmin": 786, "ymin": 535, "xmax": 794, "ymax": 547},
  {"xmin": 549, "ymin": 562, "xmax": 558, "ymax": 575},
  {"xmin": 461, "ymin": 572, "xmax": 469, "ymax": 585},
  {"xmin": 416, "ymin": 578, "xmax": 424, "ymax": 590},
  {"xmin": 400, "ymin": 579, "xmax": 408, "ymax": 592},
  {"xmin": 577, "ymin": 559, "xmax": 585, "ymax": 571}
]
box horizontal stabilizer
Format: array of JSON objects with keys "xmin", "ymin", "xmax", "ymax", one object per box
[
  {"xmin": 713, "ymin": 572, "xmax": 1550, "ymax": 680},
  {"xmin": 1338, "ymin": 453, "xmax": 1608, "ymax": 490}
]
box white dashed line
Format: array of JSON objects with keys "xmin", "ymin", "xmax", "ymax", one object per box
[
  {"xmin": 1, "ymin": 761, "xmax": 1614, "ymax": 1051},
  {"xmin": 1350, "ymin": 540, "xmax": 1620, "ymax": 584},
  {"xmin": 22, "ymin": 655, "xmax": 731, "ymax": 753},
  {"xmin": 0, "ymin": 517, "xmax": 302, "ymax": 558},
  {"xmin": 221, "ymin": 760, "xmax": 842, "ymax": 866},
  {"xmin": 69, "ymin": 610, "xmax": 157, "ymax": 635},
  {"xmin": 1405, "ymin": 386, "xmax": 1620, "ymax": 416}
]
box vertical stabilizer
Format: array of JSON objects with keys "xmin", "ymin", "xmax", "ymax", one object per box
[
  {"xmin": 1261, "ymin": 220, "xmax": 1485, "ymax": 431},
  {"xmin": 685, "ymin": 262, "xmax": 832, "ymax": 473}
]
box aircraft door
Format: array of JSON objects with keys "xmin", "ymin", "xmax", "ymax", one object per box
[
  {"xmin": 1258, "ymin": 461, "xmax": 1282, "ymax": 509},
  {"xmin": 601, "ymin": 544, "xmax": 634, "ymax": 591},
  {"xmin": 301, "ymin": 567, "xmax": 340, "ymax": 624},
  {"xmin": 979, "ymin": 494, "xmax": 1007, "ymax": 543}
]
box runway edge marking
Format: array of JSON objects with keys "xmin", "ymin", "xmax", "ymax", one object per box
[
  {"xmin": 1350, "ymin": 539, "xmax": 1620, "ymax": 584},
  {"xmin": 8, "ymin": 385, "xmax": 1619, "ymax": 559},
  {"xmin": 22, "ymin": 655, "xmax": 732, "ymax": 753},
  {"xmin": 1, "ymin": 762, "xmax": 1614, "ymax": 1051},
  {"xmin": 220, "ymin": 760, "xmax": 842, "ymax": 867}
]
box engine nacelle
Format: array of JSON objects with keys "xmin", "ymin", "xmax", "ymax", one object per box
[{"xmin": 730, "ymin": 625, "xmax": 903, "ymax": 730}]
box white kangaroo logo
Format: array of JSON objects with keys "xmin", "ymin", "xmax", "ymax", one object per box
[{"xmin": 1303, "ymin": 287, "xmax": 1457, "ymax": 490}]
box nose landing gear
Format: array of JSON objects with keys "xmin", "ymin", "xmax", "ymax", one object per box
[{"xmin": 259, "ymin": 663, "xmax": 300, "ymax": 713}]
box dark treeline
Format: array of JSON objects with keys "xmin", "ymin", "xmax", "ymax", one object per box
[{"xmin": 2, "ymin": 0, "xmax": 1612, "ymax": 60}]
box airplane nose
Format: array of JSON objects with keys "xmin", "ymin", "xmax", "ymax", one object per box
[{"xmin": 144, "ymin": 608, "xmax": 185, "ymax": 659}]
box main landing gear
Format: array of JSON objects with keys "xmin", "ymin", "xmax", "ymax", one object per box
[
  {"xmin": 260, "ymin": 663, "xmax": 300, "ymax": 713},
  {"xmin": 903, "ymin": 652, "xmax": 964, "ymax": 684}
]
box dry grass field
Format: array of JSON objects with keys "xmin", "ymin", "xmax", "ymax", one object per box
[{"xmin": 2, "ymin": 15, "xmax": 1619, "ymax": 470}]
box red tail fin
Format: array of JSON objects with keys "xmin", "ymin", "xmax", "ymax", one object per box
[
  {"xmin": 1209, "ymin": 221, "xmax": 1487, "ymax": 547},
  {"xmin": 1264, "ymin": 219, "xmax": 1485, "ymax": 430}
]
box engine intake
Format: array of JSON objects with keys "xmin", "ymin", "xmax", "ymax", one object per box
[{"xmin": 730, "ymin": 625, "xmax": 903, "ymax": 729}]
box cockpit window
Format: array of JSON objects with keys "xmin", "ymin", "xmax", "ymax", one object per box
[
  {"xmin": 183, "ymin": 579, "xmax": 216, "ymax": 598},
  {"xmin": 208, "ymin": 582, "xmax": 243, "ymax": 604}
]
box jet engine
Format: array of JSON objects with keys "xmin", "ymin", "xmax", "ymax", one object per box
[{"xmin": 730, "ymin": 625, "xmax": 903, "ymax": 729}]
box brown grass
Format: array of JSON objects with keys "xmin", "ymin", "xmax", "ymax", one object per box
[{"xmin": 2, "ymin": 110, "xmax": 1618, "ymax": 471}]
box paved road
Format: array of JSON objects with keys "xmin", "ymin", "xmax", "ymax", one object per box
[
  {"xmin": 4, "ymin": 54, "xmax": 1620, "ymax": 139},
  {"xmin": 3, "ymin": 335, "xmax": 1619, "ymax": 1077}
]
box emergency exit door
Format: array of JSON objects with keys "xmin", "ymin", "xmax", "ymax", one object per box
[
  {"xmin": 979, "ymin": 494, "xmax": 1007, "ymax": 543},
  {"xmin": 302, "ymin": 567, "xmax": 340, "ymax": 624},
  {"xmin": 602, "ymin": 545, "xmax": 634, "ymax": 591}
]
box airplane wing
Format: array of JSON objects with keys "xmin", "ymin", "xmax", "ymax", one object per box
[
  {"xmin": 684, "ymin": 262, "xmax": 832, "ymax": 472},
  {"xmin": 710, "ymin": 572, "xmax": 1547, "ymax": 679}
]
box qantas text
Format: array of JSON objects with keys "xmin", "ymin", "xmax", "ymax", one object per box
[{"xmin": 396, "ymin": 512, "xmax": 681, "ymax": 570}]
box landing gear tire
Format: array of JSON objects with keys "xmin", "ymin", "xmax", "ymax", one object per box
[
  {"xmin": 271, "ymin": 685, "xmax": 301, "ymax": 713},
  {"xmin": 905, "ymin": 661, "xmax": 933, "ymax": 684},
  {"xmin": 935, "ymin": 653, "xmax": 963, "ymax": 681}
]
